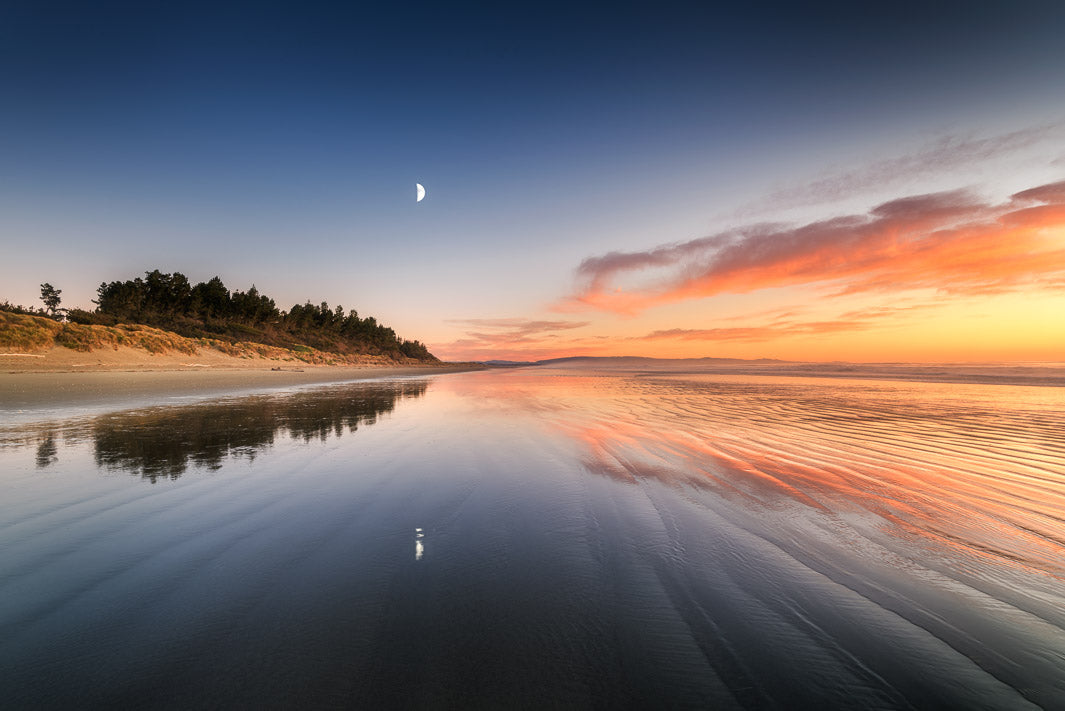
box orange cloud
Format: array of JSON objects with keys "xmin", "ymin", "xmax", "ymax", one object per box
[
  {"xmin": 634, "ymin": 303, "xmax": 940, "ymax": 343},
  {"xmin": 638, "ymin": 321, "xmax": 866, "ymax": 343},
  {"xmin": 562, "ymin": 179, "xmax": 1065, "ymax": 314},
  {"xmin": 444, "ymin": 318, "xmax": 590, "ymax": 337},
  {"xmin": 431, "ymin": 317, "xmax": 606, "ymax": 361}
]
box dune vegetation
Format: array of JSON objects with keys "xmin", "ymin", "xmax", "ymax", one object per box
[
  {"xmin": 0, "ymin": 310, "xmax": 413, "ymax": 365},
  {"xmin": 1, "ymin": 270, "xmax": 439, "ymax": 364}
]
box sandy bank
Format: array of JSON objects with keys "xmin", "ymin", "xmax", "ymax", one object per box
[
  {"xmin": 0, "ymin": 354, "xmax": 482, "ymax": 411},
  {"xmin": 0, "ymin": 343, "xmax": 435, "ymax": 373}
]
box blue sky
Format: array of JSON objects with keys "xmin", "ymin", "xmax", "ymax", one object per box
[{"xmin": 3, "ymin": 1, "xmax": 1065, "ymax": 360}]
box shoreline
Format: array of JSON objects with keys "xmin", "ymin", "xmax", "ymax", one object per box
[{"xmin": 0, "ymin": 364, "xmax": 484, "ymax": 412}]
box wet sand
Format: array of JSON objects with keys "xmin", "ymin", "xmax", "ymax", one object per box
[
  {"xmin": 0, "ymin": 364, "xmax": 482, "ymax": 411},
  {"xmin": 2, "ymin": 367, "xmax": 1063, "ymax": 708}
]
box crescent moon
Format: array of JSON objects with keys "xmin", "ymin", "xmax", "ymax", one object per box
[{"xmin": 416, "ymin": 183, "xmax": 426, "ymax": 202}]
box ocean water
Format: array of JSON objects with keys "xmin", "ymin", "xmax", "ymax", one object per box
[{"xmin": 1, "ymin": 367, "xmax": 1063, "ymax": 709}]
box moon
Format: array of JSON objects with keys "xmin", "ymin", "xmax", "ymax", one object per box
[{"xmin": 416, "ymin": 183, "xmax": 426, "ymax": 202}]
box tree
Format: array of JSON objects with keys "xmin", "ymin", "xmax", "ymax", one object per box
[
  {"xmin": 77, "ymin": 267, "xmax": 438, "ymax": 360},
  {"xmin": 191, "ymin": 277, "xmax": 230, "ymax": 320},
  {"xmin": 40, "ymin": 283, "xmax": 63, "ymax": 317}
]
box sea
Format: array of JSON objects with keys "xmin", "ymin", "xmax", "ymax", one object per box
[{"xmin": 2, "ymin": 362, "xmax": 1064, "ymax": 709}]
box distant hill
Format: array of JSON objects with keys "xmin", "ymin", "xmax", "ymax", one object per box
[
  {"xmin": 485, "ymin": 355, "xmax": 1065, "ymax": 388},
  {"xmin": 535, "ymin": 356, "xmax": 786, "ymax": 366},
  {"xmin": 483, "ymin": 356, "xmax": 788, "ymax": 367}
]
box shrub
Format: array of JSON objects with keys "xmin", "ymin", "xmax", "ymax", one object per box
[{"xmin": 0, "ymin": 311, "xmax": 63, "ymax": 351}]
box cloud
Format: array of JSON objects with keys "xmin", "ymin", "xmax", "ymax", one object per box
[
  {"xmin": 638, "ymin": 323, "xmax": 862, "ymax": 342},
  {"xmin": 755, "ymin": 124, "xmax": 1064, "ymax": 210},
  {"xmin": 561, "ymin": 179, "xmax": 1065, "ymax": 314},
  {"xmin": 445, "ymin": 318, "xmax": 590, "ymax": 334},
  {"xmin": 635, "ymin": 302, "xmax": 940, "ymax": 344},
  {"xmin": 432, "ymin": 317, "xmax": 598, "ymax": 361},
  {"xmin": 1011, "ymin": 180, "xmax": 1065, "ymax": 204}
]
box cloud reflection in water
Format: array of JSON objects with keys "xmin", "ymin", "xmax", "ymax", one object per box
[{"xmin": 2, "ymin": 368, "xmax": 1064, "ymax": 708}]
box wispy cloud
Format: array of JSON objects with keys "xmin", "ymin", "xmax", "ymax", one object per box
[
  {"xmin": 635, "ymin": 303, "xmax": 938, "ymax": 343},
  {"xmin": 753, "ymin": 124, "xmax": 1064, "ymax": 212},
  {"xmin": 445, "ymin": 318, "xmax": 590, "ymax": 334},
  {"xmin": 637, "ymin": 323, "xmax": 865, "ymax": 342},
  {"xmin": 561, "ymin": 179, "xmax": 1065, "ymax": 314},
  {"xmin": 432, "ymin": 318, "xmax": 596, "ymax": 360}
]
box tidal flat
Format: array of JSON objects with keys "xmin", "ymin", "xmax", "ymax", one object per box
[{"xmin": 1, "ymin": 366, "xmax": 1064, "ymax": 709}]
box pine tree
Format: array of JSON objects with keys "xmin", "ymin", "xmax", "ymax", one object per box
[{"xmin": 40, "ymin": 283, "xmax": 63, "ymax": 318}]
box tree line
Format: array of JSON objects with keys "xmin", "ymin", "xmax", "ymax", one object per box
[{"xmin": 7, "ymin": 270, "xmax": 436, "ymax": 361}]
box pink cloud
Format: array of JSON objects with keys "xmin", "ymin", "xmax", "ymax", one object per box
[{"xmin": 561, "ymin": 179, "xmax": 1065, "ymax": 314}]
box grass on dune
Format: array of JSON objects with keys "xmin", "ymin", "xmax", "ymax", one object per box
[{"xmin": 0, "ymin": 311, "xmax": 407, "ymax": 365}]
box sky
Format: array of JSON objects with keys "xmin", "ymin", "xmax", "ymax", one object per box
[{"xmin": 2, "ymin": 0, "xmax": 1064, "ymax": 362}]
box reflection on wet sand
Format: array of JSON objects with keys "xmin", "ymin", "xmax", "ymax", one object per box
[
  {"xmin": 552, "ymin": 374, "xmax": 1065, "ymax": 578},
  {"xmin": 1, "ymin": 368, "xmax": 1064, "ymax": 708},
  {"xmin": 34, "ymin": 434, "xmax": 58, "ymax": 468},
  {"xmin": 439, "ymin": 370, "xmax": 1065, "ymax": 708},
  {"xmin": 10, "ymin": 380, "xmax": 427, "ymax": 481}
]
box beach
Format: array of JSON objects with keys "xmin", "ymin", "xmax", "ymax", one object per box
[
  {"xmin": 2, "ymin": 365, "xmax": 1062, "ymax": 708},
  {"xmin": 0, "ymin": 346, "xmax": 481, "ymax": 411}
]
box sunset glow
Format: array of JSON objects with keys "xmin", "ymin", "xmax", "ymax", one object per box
[
  {"xmin": 2, "ymin": 3, "xmax": 1064, "ymax": 365},
  {"xmin": 426, "ymin": 181, "xmax": 1065, "ymax": 362}
]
